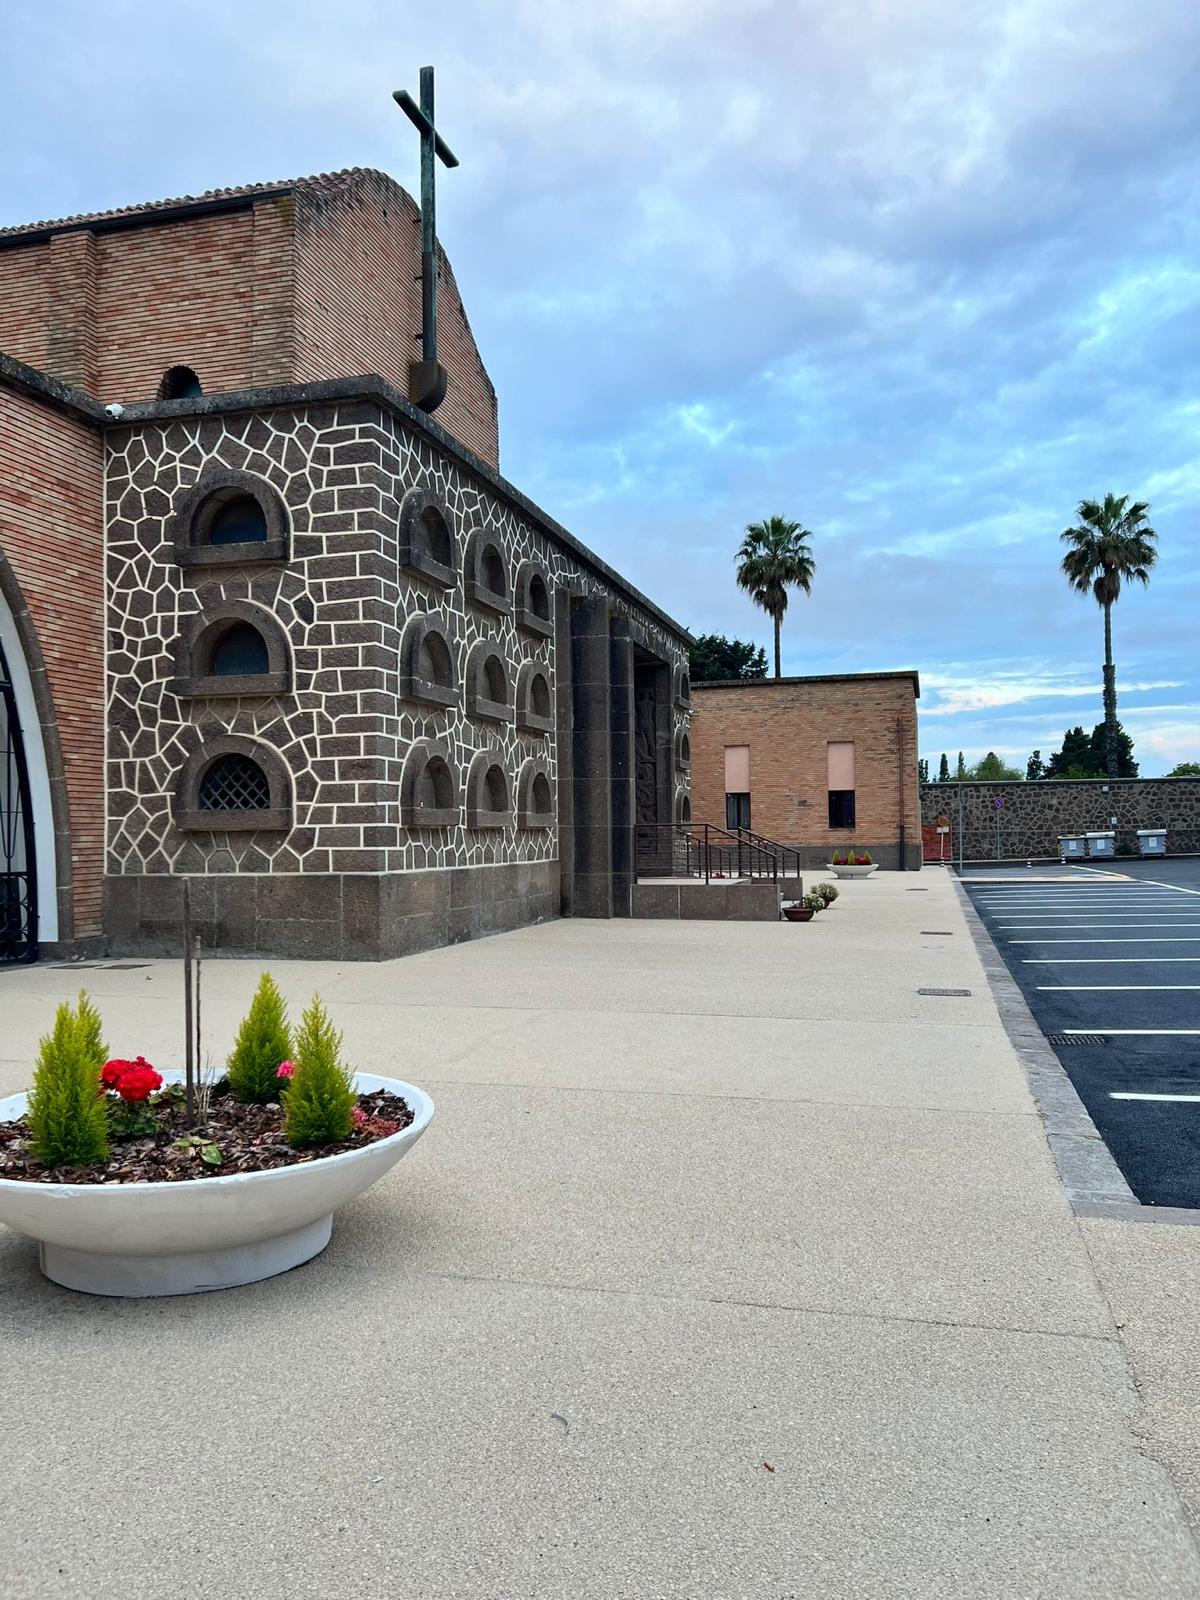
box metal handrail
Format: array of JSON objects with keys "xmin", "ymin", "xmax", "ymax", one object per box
[
  {"xmin": 731, "ymin": 826, "xmax": 803, "ymax": 883},
  {"xmin": 633, "ymin": 822, "xmax": 785, "ymax": 885}
]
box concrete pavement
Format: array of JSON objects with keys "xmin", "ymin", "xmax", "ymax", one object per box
[{"xmin": 2, "ymin": 869, "xmax": 1199, "ymax": 1596}]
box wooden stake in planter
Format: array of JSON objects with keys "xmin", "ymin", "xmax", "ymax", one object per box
[{"xmin": 182, "ymin": 880, "xmax": 196, "ymax": 1126}]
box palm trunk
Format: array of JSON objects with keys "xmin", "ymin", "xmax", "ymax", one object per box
[
  {"xmin": 773, "ymin": 611, "xmax": 781, "ymax": 678},
  {"xmin": 1103, "ymin": 600, "xmax": 1118, "ymax": 781}
]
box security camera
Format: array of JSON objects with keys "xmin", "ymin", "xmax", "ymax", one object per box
[{"xmin": 104, "ymin": 402, "xmax": 125, "ymax": 420}]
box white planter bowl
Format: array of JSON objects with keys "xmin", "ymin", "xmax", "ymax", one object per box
[
  {"xmin": 828, "ymin": 863, "xmax": 877, "ymax": 879},
  {"xmin": 0, "ymin": 1071, "xmax": 434, "ymax": 1297}
]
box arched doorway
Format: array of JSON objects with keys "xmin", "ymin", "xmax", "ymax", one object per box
[{"xmin": 0, "ymin": 635, "xmax": 37, "ymax": 962}]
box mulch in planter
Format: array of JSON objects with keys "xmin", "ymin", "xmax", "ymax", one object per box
[{"xmin": 0, "ymin": 1088, "xmax": 414, "ymax": 1185}]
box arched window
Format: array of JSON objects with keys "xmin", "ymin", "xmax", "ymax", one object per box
[
  {"xmin": 676, "ymin": 792, "xmax": 692, "ymax": 827},
  {"xmin": 516, "ymin": 760, "xmax": 555, "ymax": 829},
  {"xmin": 171, "ymin": 600, "xmax": 290, "ymax": 698},
  {"xmin": 175, "ymin": 737, "xmax": 292, "ymax": 832},
  {"xmin": 172, "ymin": 470, "xmax": 289, "ymax": 569},
  {"xmin": 674, "ymin": 665, "xmax": 692, "ymax": 710},
  {"xmin": 398, "ymin": 613, "xmax": 458, "ymax": 708},
  {"xmin": 210, "ymin": 622, "xmax": 270, "ymax": 677},
  {"xmin": 465, "ymin": 641, "xmax": 513, "ymax": 723},
  {"xmin": 675, "ymin": 728, "xmax": 691, "ymax": 770},
  {"xmin": 515, "ymin": 561, "xmax": 554, "ymax": 637},
  {"xmin": 400, "ymin": 741, "xmax": 460, "ymax": 829},
  {"xmin": 465, "ymin": 750, "xmax": 513, "ymax": 830},
  {"xmin": 515, "ymin": 660, "xmax": 554, "ymax": 735},
  {"xmin": 399, "ymin": 487, "xmax": 457, "ymax": 588},
  {"xmin": 159, "ymin": 366, "xmax": 203, "ymax": 400},
  {"xmin": 462, "ymin": 528, "xmax": 511, "ymax": 615}
]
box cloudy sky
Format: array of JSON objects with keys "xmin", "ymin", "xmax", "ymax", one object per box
[{"xmin": 6, "ymin": 0, "xmax": 1199, "ymax": 772}]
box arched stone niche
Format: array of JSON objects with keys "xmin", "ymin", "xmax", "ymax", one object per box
[
  {"xmin": 171, "ymin": 599, "xmax": 291, "ymax": 698},
  {"xmin": 464, "ymin": 640, "xmax": 513, "ymax": 723},
  {"xmin": 174, "ymin": 735, "xmax": 292, "ymax": 833},
  {"xmin": 675, "ymin": 792, "xmax": 692, "ymax": 827},
  {"xmin": 515, "ymin": 660, "xmax": 553, "ymax": 735},
  {"xmin": 464, "ymin": 750, "xmax": 513, "ymax": 830},
  {"xmin": 514, "ymin": 560, "xmax": 554, "ymax": 638},
  {"xmin": 462, "ymin": 528, "xmax": 512, "ymax": 616},
  {"xmin": 675, "ymin": 726, "xmax": 691, "ymax": 771},
  {"xmin": 673, "ymin": 664, "xmax": 692, "ymax": 711},
  {"xmin": 516, "ymin": 760, "xmax": 555, "ymax": 830},
  {"xmin": 171, "ymin": 469, "xmax": 290, "ymax": 569},
  {"xmin": 400, "ymin": 741, "xmax": 460, "ymax": 830},
  {"xmin": 399, "ymin": 612, "xmax": 458, "ymax": 709},
  {"xmin": 399, "ymin": 487, "xmax": 456, "ymax": 588}
]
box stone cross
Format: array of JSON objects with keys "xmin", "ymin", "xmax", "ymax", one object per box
[{"xmin": 393, "ymin": 66, "xmax": 459, "ymax": 413}]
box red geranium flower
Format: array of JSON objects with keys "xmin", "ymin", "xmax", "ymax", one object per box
[
  {"xmin": 101, "ymin": 1058, "xmax": 139, "ymax": 1089},
  {"xmin": 114, "ymin": 1061, "xmax": 163, "ymax": 1102}
]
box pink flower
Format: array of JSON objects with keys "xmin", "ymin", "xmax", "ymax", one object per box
[
  {"xmin": 276, "ymin": 1061, "xmax": 295, "ymax": 1079},
  {"xmin": 352, "ymin": 1106, "xmax": 367, "ymax": 1128}
]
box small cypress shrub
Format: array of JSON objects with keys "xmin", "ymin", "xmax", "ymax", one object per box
[
  {"xmin": 27, "ymin": 997, "xmax": 110, "ymax": 1168},
  {"xmin": 227, "ymin": 973, "xmax": 292, "ymax": 1104},
  {"xmin": 283, "ymin": 996, "xmax": 356, "ymax": 1148}
]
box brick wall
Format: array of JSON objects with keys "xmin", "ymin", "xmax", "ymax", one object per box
[
  {"xmin": 0, "ymin": 382, "xmax": 104, "ymax": 939},
  {"xmin": 921, "ymin": 778, "xmax": 1200, "ymax": 859},
  {"xmin": 689, "ymin": 676, "xmax": 922, "ymax": 868},
  {"xmin": 0, "ymin": 169, "xmax": 499, "ymax": 467},
  {"xmin": 292, "ymin": 171, "xmax": 498, "ymax": 467}
]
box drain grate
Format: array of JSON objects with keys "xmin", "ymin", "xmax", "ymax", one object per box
[
  {"xmin": 918, "ymin": 987, "xmax": 973, "ymax": 997},
  {"xmin": 906, "ymin": 887, "xmax": 930, "ymax": 892},
  {"xmin": 1048, "ymin": 1033, "xmax": 1110, "ymax": 1047},
  {"xmin": 920, "ymin": 931, "xmax": 954, "ymax": 937}
]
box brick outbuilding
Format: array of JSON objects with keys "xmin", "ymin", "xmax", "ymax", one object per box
[{"xmin": 688, "ymin": 673, "xmax": 922, "ymax": 870}]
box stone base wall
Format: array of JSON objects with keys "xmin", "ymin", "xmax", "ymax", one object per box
[
  {"xmin": 921, "ymin": 777, "xmax": 1200, "ymax": 860},
  {"xmin": 104, "ymin": 860, "xmax": 560, "ymax": 961}
]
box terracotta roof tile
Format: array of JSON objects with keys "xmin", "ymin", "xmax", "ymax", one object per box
[{"xmin": 0, "ymin": 167, "xmax": 394, "ymax": 240}]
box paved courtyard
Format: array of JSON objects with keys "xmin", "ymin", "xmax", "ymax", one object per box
[{"xmin": 3, "ymin": 871, "xmax": 1200, "ymax": 1597}]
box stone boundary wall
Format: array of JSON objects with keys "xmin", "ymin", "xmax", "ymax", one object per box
[{"xmin": 920, "ymin": 777, "xmax": 1200, "ymax": 860}]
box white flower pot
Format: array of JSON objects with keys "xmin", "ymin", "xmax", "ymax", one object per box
[
  {"xmin": 0, "ymin": 1071, "xmax": 433, "ymax": 1297},
  {"xmin": 827, "ymin": 863, "xmax": 877, "ymax": 879}
]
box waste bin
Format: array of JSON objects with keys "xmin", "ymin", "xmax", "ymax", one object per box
[
  {"xmin": 1086, "ymin": 831, "xmax": 1116, "ymax": 859},
  {"xmin": 1059, "ymin": 835, "xmax": 1087, "ymax": 861},
  {"xmin": 1137, "ymin": 828, "xmax": 1167, "ymax": 857}
]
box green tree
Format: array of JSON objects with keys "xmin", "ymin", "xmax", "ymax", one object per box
[
  {"xmin": 689, "ymin": 633, "xmax": 768, "ymax": 683},
  {"xmin": 27, "ymin": 996, "xmax": 110, "ymax": 1168},
  {"xmin": 1046, "ymin": 726, "xmax": 1095, "ymax": 779},
  {"xmin": 1026, "ymin": 750, "xmax": 1046, "ymax": 781},
  {"xmin": 955, "ymin": 752, "xmax": 967, "ymax": 781},
  {"xmin": 1088, "ymin": 719, "xmax": 1137, "ymax": 778},
  {"xmin": 227, "ymin": 973, "xmax": 292, "ymax": 1104},
  {"xmin": 734, "ymin": 516, "xmax": 816, "ymax": 678},
  {"xmin": 972, "ymin": 752, "xmax": 1022, "ymax": 781},
  {"xmin": 284, "ymin": 996, "xmax": 356, "ymax": 1148},
  {"xmin": 917, "ymin": 758, "xmax": 930, "ymax": 784},
  {"xmin": 938, "ymin": 753, "xmax": 950, "ymax": 782},
  {"xmin": 1060, "ymin": 493, "xmax": 1158, "ymax": 781},
  {"xmin": 1167, "ymin": 762, "xmax": 1200, "ymax": 777}
]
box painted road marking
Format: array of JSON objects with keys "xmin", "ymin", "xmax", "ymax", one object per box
[
  {"xmin": 1023, "ymin": 957, "xmax": 1200, "ymax": 964},
  {"xmin": 1110, "ymin": 1092, "xmax": 1200, "ymax": 1102},
  {"xmin": 1037, "ymin": 984, "xmax": 1200, "ymax": 991},
  {"xmin": 1077, "ymin": 867, "xmax": 1200, "ymax": 898},
  {"xmin": 996, "ymin": 923, "xmax": 1200, "ymax": 930},
  {"xmin": 1010, "ymin": 937, "xmax": 1200, "ymax": 944},
  {"xmin": 1064, "ymin": 1028, "xmax": 1200, "ymax": 1036}
]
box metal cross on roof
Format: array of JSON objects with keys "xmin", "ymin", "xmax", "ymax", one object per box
[{"xmin": 393, "ymin": 66, "xmax": 459, "ymax": 414}]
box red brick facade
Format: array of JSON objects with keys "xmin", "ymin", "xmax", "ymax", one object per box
[
  {"xmin": 0, "ymin": 381, "xmax": 104, "ymax": 940},
  {"xmin": 0, "ymin": 168, "xmax": 498, "ymax": 468},
  {"xmin": 689, "ymin": 674, "xmax": 922, "ymax": 869}
]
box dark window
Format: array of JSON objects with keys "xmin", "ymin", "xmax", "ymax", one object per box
[
  {"xmin": 528, "ymin": 572, "xmax": 550, "ymax": 621},
  {"xmin": 420, "ymin": 507, "xmax": 452, "ymax": 567},
  {"xmin": 416, "ymin": 756, "xmax": 454, "ymax": 811},
  {"xmin": 828, "ymin": 790, "xmax": 856, "ymax": 828},
  {"xmin": 483, "ymin": 765, "xmax": 508, "ymax": 813},
  {"xmin": 530, "ymin": 672, "xmax": 551, "ymax": 720},
  {"xmin": 483, "ymin": 655, "xmax": 506, "ymax": 703},
  {"xmin": 160, "ymin": 365, "xmax": 203, "ymax": 400},
  {"xmin": 209, "ymin": 622, "xmax": 270, "ymax": 677},
  {"xmin": 726, "ymin": 792, "xmax": 751, "ymax": 831},
  {"xmin": 199, "ymin": 753, "xmax": 271, "ymax": 812},
  {"xmin": 531, "ymin": 772, "xmax": 552, "ymax": 815},
  {"xmin": 208, "ymin": 495, "xmax": 267, "ymax": 546}
]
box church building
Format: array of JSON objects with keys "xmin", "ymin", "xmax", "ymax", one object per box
[{"xmin": 0, "ymin": 167, "xmax": 691, "ymax": 963}]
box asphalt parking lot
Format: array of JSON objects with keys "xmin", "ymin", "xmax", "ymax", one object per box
[{"xmin": 961, "ymin": 858, "xmax": 1200, "ymax": 1210}]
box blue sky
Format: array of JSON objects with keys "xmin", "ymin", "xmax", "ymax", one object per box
[{"xmin": 5, "ymin": 0, "xmax": 1198, "ymax": 773}]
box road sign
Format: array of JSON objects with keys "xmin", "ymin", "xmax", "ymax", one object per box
[{"xmin": 994, "ymin": 797, "xmax": 1004, "ymax": 810}]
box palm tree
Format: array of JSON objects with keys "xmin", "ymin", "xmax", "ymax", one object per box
[
  {"xmin": 734, "ymin": 517, "xmax": 816, "ymax": 678},
  {"xmin": 1060, "ymin": 493, "xmax": 1158, "ymax": 781}
]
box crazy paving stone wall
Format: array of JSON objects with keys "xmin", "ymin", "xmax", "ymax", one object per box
[
  {"xmin": 921, "ymin": 778, "xmax": 1200, "ymax": 860},
  {"xmin": 104, "ymin": 398, "xmax": 688, "ymax": 886}
]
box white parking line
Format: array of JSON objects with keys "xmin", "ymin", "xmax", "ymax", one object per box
[
  {"xmin": 1010, "ymin": 937, "xmax": 1200, "ymax": 944},
  {"xmin": 1077, "ymin": 867, "xmax": 1200, "ymax": 898},
  {"xmin": 997, "ymin": 923, "xmax": 1200, "ymax": 930},
  {"xmin": 1109, "ymin": 1092, "xmax": 1200, "ymax": 1102},
  {"xmin": 1023, "ymin": 957, "xmax": 1200, "ymax": 964},
  {"xmin": 1065, "ymin": 1028, "xmax": 1200, "ymax": 1036}
]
